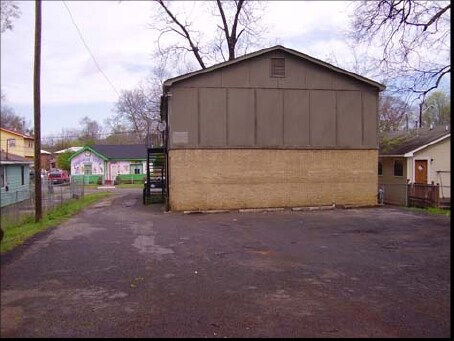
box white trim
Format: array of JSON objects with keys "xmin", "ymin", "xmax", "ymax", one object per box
[
  {"xmin": 380, "ymin": 154, "xmax": 411, "ymax": 158},
  {"xmin": 0, "ymin": 161, "xmax": 33, "ymax": 165},
  {"xmin": 412, "ymin": 157, "xmax": 431, "ymax": 184},
  {"xmin": 404, "ymin": 134, "xmax": 450, "ymax": 157}
]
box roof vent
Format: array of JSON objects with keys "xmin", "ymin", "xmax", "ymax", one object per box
[{"xmin": 271, "ymin": 58, "xmax": 285, "ymax": 77}]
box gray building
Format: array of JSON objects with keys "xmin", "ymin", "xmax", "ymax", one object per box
[{"xmin": 161, "ymin": 45, "xmax": 385, "ymax": 211}]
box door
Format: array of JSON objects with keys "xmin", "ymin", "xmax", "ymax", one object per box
[
  {"xmin": 415, "ymin": 160, "xmax": 428, "ymax": 184},
  {"xmin": 110, "ymin": 164, "xmax": 118, "ymax": 181}
]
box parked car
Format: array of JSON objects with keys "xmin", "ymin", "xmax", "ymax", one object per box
[
  {"xmin": 144, "ymin": 176, "xmax": 166, "ymax": 189},
  {"xmin": 48, "ymin": 169, "xmax": 70, "ymax": 185},
  {"xmin": 30, "ymin": 168, "xmax": 48, "ymax": 181}
]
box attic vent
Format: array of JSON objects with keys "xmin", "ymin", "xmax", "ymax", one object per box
[{"xmin": 271, "ymin": 58, "xmax": 285, "ymax": 77}]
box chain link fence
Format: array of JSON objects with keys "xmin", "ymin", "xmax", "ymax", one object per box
[
  {"xmin": 378, "ymin": 183, "xmax": 451, "ymax": 208},
  {"xmin": 1, "ymin": 178, "xmax": 85, "ymax": 227}
]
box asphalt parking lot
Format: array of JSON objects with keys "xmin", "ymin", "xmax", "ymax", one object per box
[{"xmin": 0, "ymin": 189, "xmax": 450, "ymax": 337}]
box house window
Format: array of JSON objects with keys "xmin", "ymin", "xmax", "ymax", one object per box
[
  {"xmin": 394, "ymin": 160, "xmax": 403, "ymax": 177},
  {"xmin": 21, "ymin": 166, "xmax": 25, "ymax": 185},
  {"xmin": 0, "ymin": 166, "xmax": 5, "ymax": 187},
  {"xmin": 271, "ymin": 58, "xmax": 286, "ymax": 77},
  {"xmin": 7, "ymin": 138, "xmax": 16, "ymax": 148},
  {"xmin": 130, "ymin": 164, "xmax": 143, "ymax": 175},
  {"xmin": 84, "ymin": 163, "xmax": 92, "ymax": 175},
  {"xmin": 378, "ymin": 161, "xmax": 383, "ymax": 176}
]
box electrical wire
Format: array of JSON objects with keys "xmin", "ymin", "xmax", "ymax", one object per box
[{"xmin": 61, "ymin": 0, "xmax": 120, "ymax": 97}]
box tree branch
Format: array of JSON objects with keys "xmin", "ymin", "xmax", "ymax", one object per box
[{"xmin": 155, "ymin": 0, "xmax": 206, "ymax": 69}]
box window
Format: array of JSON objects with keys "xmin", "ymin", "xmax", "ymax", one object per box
[
  {"xmin": 130, "ymin": 164, "xmax": 143, "ymax": 175},
  {"xmin": 394, "ymin": 160, "xmax": 403, "ymax": 177},
  {"xmin": 21, "ymin": 166, "xmax": 25, "ymax": 185},
  {"xmin": 7, "ymin": 139, "xmax": 16, "ymax": 148},
  {"xmin": 0, "ymin": 166, "xmax": 5, "ymax": 187},
  {"xmin": 378, "ymin": 161, "xmax": 383, "ymax": 176},
  {"xmin": 271, "ymin": 58, "xmax": 285, "ymax": 77},
  {"xmin": 84, "ymin": 163, "xmax": 92, "ymax": 175}
]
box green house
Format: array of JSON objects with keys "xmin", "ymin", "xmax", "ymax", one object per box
[
  {"xmin": 0, "ymin": 151, "xmax": 33, "ymax": 208},
  {"xmin": 69, "ymin": 144, "xmax": 148, "ymax": 185}
]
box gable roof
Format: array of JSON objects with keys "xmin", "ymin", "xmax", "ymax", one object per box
[
  {"xmin": 0, "ymin": 127, "xmax": 34, "ymax": 140},
  {"xmin": 54, "ymin": 146, "xmax": 83, "ymax": 154},
  {"xmin": 163, "ymin": 45, "xmax": 386, "ymax": 91},
  {"xmin": 71, "ymin": 144, "xmax": 148, "ymax": 161},
  {"xmin": 380, "ymin": 125, "xmax": 451, "ymax": 157}
]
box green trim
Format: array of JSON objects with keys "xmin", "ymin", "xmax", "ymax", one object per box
[
  {"xmin": 69, "ymin": 146, "xmax": 109, "ymax": 161},
  {"xmin": 71, "ymin": 174, "xmax": 103, "ymax": 184},
  {"xmin": 117, "ymin": 174, "xmax": 145, "ymax": 181}
]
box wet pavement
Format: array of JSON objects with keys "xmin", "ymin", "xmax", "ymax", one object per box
[{"xmin": 0, "ymin": 189, "xmax": 450, "ymax": 337}]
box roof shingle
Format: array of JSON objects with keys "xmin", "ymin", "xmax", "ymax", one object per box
[
  {"xmin": 89, "ymin": 144, "xmax": 147, "ymax": 159},
  {"xmin": 380, "ymin": 125, "xmax": 450, "ymax": 156}
]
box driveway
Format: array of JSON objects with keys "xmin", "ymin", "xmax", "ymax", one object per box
[{"xmin": 0, "ymin": 189, "xmax": 450, "ymax": 337}]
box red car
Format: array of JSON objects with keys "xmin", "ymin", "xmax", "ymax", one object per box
[{"xmin": 48, "ymin": 169, "xmax": 70, "ymax": 185}]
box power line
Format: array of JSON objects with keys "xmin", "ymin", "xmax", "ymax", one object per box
[{"xmin": 61, "ymin": 0, "xmax": 120, "ymax": 97}]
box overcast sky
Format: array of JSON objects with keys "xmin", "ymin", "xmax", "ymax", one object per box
[{"xmin": 1, "ymin": 0, "xmax": 372, "ymax": 138}]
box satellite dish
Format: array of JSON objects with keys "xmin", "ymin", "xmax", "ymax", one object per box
[{"xmin": 158, "ymin": 121, "xmax": 167, "ymax": 132}]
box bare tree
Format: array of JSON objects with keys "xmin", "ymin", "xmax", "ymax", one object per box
[
  {"xmin": 152, "ymin": 0, "xmax": 268, "ymax": 69},
  {"xmin": 351, "ymin": 1, "xmax": 450, "ymax": 99},
  {"xmin": 0, "ymin": 93, "xmax": 32, "ymax": 134},
  {"xmin": 379, "ymin": 94, "xmax": 415, "ymax": 133},
  {"xmin": 79, "ymin": 116, "xmax": 102, "ymax": 143},
  {"xmin": 112, "ymin": 87, "xmax": 158, "ymax": 141},
  {"xmin": 0, "ymin": 0, "xmax": 21, "ymax": 33}
]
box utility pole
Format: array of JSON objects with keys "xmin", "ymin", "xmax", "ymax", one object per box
[{"xmin": 34, "ymin": 0, "xmax": 42, "ymax": 222}]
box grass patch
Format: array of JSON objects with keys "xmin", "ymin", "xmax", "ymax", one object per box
[
  {"xmin": 0, "ymin": 192, "xmax": 111, "ymax": 254},
  {"xmin": 403, "ymin": 206, "xmax": 451, "ymax": 217}
]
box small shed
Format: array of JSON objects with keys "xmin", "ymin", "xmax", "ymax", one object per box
[
  {"xmin": 160, "ymin": 45, "xmax": 385, "ymax": 211},
  {"xmin": 0, "ymin": 151, "xmax": 33, "ymax": 208},
  {"xmin": 70, "ymin": 144, "xmax": 147, "ymax": 185}
]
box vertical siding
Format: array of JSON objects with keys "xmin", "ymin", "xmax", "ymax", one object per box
[
  {"xmin": 169, "ymin": 51, "xmax": 380, "ymax": 149},
  {"xmin": 337, "ymin": 91, "xmax": 362, "ymax": 146},
  {"xmin": 199, "ymin": 88, "xmax": 227, "ymax": 146},
  {"xmin": 227, "ymin": 89, "xmax": 255, "ymax": 146},
  {"xmin": 283, "ymin": 90, "xmax": 310, "ymax": 146},
  {"xmin": 309, "ymin": 90, "xmax": 336, "ymax": 146},
  {"xmin": 169, "ymin": 88, "xmax": 199, "ymax": 147},
  {"xmin": 256, "ymin": 89, "xmax": 283, "ymax": 146},
  {"xmin": 362, "ymin": 89, "xmax": 378, "ymax": 147}
]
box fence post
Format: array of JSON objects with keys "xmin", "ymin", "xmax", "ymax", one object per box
[
  {"xmin": 435, "ymin": 183, "xmax": 440, "ymax": 208},
  {"xmin": 405, "ymin": 182, "xmax": 409, "ymax": 207}
]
